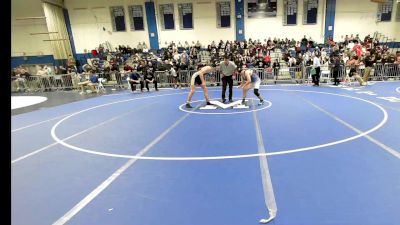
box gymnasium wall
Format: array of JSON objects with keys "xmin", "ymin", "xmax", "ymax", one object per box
[
  {"xmin": 245, "ymin": 0, "xmax": 326, "ymax": 43},
  {"xmin": 154, "ymin": 0, "xmax": 235, "ymax": 48},
  {"xmin": 334, "ymin": 0, "xmax": 399, "ymax": 41},
  {"xmin": 64, "ymin": 0, "xmax": 398, "ymax": 50},
  {"xmin": 64, "ymin": 0, "xmax": 149, "ymax": 54},
  {"xmin": 11, "ymin": 0, "xmax": 400, "ymax": 68},
  {"xmin": 11, "ymin": 0, "xmax": 54, "ymax": 57}
]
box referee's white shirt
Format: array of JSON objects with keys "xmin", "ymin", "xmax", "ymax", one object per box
[{"xmin": 219, "ymin": 61, "xmax": 237, "ymax": 76}]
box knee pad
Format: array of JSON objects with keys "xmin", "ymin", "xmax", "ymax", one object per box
[{"xmin": 254, "ymin": 89, "xmax": 260, "ymax": 97}]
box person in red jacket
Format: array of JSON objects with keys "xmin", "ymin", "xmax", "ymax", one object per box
[
  {"xmin": 91, "ymin": 49, "xmax": 98, "ymax": 57},
  {"xmin": 352, "ymin": 41, "xmax": 362, "ymax": 58},
  {"xmin": 263, "ymin": 54, "xmax": 271, "ymax": 67}
]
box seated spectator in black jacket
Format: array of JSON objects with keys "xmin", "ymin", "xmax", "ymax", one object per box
[
  {"xmin": 128, "ymin": 69, "xmax": 144, "ymax": 92},
  {"xmin": 256, "ymin": 57, "xmax": 266, "ymax": 68},
  {"xmin": 143, "ymin": 62, "xmax": 159, "ymax": 91},
  {"xmin": 110, "ymin": 62, "xmax": 119, "ymax": 72}
]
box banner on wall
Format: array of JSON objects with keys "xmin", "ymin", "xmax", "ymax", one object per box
[
  {"xmin": 303, "ymin": 0, "xmax": 318, "ymax": 24},
  {"xmin": 377, "ymin": 0, "xmax": 394, "ymax": 22},
  {"xmin": 283, "ymin": 0, "xmax": 297, "ymax": 25},
  {"xmin": 247, "ymin": 0, "xmax": 277, "ymax": 18}
]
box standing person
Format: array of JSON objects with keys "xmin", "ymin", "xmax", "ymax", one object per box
[
  {"xmin": 362, "ymin": 51, "xmax": 375, "ymax": 83},
  {"xmin": 238, "ymin": 67, "xmax": 264, "ymax": 105},
  {"xmin": 312, "ymin": 54, "xmax": 321, "ymax": 86},
  {"xmin": 331, "ymin": 54, "xmax": 341, "ymax": 86},
  {"xmin": 170, "ymin": 65, "xmax": 180, "ymax": 89},
  {"xmin": 67, "ymin": 54, "xmax": 76, "ymax": 69},
  {"xmin": 185, "ymin": 64, "xmax": 216, "ymax": 108},
  {"xmin": 165, "ymin": 60, "xmax": 180, "ymax": 89},
  {"xmin": 37, "ymin": 65, "xmax": 50, "ymax": 91},
  {"xmin": 272, "ymin": 59, "xmax": 280, "ymax": 83},
  {"xmin": 219, "ymin": 55, "xmax": 237, "ymax": 103}
]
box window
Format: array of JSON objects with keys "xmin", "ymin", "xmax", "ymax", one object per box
[
  {"xmin": 396, "ymin": 1, "xmax": 400, "ymax": 22},
  {"xmin": 217, "ymin": 1, "xmax": 231, "ymax": 28},
  {"xmin": 159, "ymin": 4, "xmax": 175, "ymax": 30},
  {"xmin": 128, "ymin": 5, "xmax": 144, "ymax": 31},
  {"xmin": 283, "ymin": 0, "xmax": 297, "ymax": 25},
  {"xmin": 178, "ymin": 3, "xmax": 193, "ymax": 29},
  {"xmin": 110, "ymin": 6, "xmax": 126, "ymax": 32},
  {"xmin": 303, "ymin": 0, "xmax": 318, "ymax": 24},
  {"xmin": 377, "ymin": 0, "xmax": 393, "ymax": 22}
]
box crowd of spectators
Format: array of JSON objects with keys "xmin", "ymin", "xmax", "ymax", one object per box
[{"xmin": 11, "ymin": 33, "xmax": 400, "ymax": 92}]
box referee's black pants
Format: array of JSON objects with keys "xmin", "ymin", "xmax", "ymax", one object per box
[{"xmin": 222, "ymin": 75, "xmax": 233, "ymax": 101}]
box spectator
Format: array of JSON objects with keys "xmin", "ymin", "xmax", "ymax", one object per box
[
  {"xmin": 195, "ymin": 40, "xmax": 202, "ymax": 49},
  {"xmin": 78, "ymin": 70, "xmax": 98, "ymax": 94},
  {"xmin": 330, "ymin": 54, "xmax": 341, "ymax": 86},
  {"xmin": 123, "ymin": 62, "xmax": 134, "ymax": 72},
  {"xmin": 362, "ymin": 51, "xmax": 375, "ymax": 83},
  {"xmin": 263, "ymin": 53, "xmax": 271, "ymax": 66},
  {"xmin": 167, "ymin": 63, "xmax": 180, "ymax": 89},
  {"xmin": 143, "ymin": 62, "xmax": 158, "ymax": 91},
  {"xmin": 128, "ymin": 69, "xmax": 144, "ymax": 92},
  {"xmin": 14, "ymin": 67, "xmax": 30, "ymax": 91},
  {"xmin": 59, "ymin": 65, "xmax": 67, "ymax": 74},
  {"xmin": 67, "ymin": 54, "xmax": 76, "ymax": 69},
  {"xmin": 352, "ymin": 40, "xmax": 362, "ymax": 58},
  {"xmin": 395, "ymin": 51, "xmax": 400, "ymax": 64},
  {"xmin": 37, "ymin": 65, "xmax": 51, "ymax": 91},
  {"xmin": 312, "ymin": 54, "xmax": 321, "ymax": 86},
  {"xmin": 137, "ymin": 42, "xmax": 143, "ymax": 50},
  {"xmin": 184, "ymin": 41, "xmax": 190, "ymax": 49}
]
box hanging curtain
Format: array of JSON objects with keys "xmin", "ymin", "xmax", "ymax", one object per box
[{"xmin": 42, "ymin": 2, "xmax": 73, "ymax": 60}]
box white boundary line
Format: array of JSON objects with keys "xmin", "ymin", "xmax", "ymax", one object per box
[
  {"xmin": 396, "ymin": 87, "xmax": 400, "ymax": 94},
  {"xmin": 302, "ymin": 98, "xmax": 400, "ymax": 159},
  {"xmin": 12, "ymin": 91, "xmax": 187, "ymax": 132},
  {"xmin": 9, "ymin": 85, "xmax": 360, "ymax": 132},
  {"xmin": 12, "ymin": 91, "xmax": 209, "ymax": 164},
  {"xmin": 12, "ymin": 104, "xmax": 153, "ymax": 164},
  {"xmin": 50, "ymin": 89, "xmax": 389, "ymax": 160},
  {"xmin": 52, "ymin": 106, "xmax": 196, "ymax": 225},
  {"xmin": 12, "ymin": 92, "xmax": 187, "ymax": 132},
  {"xmin": 12, "ymin": 113, "xmax": 73, "ymax": 132},
  {"xmin": 252, "ymin": 100, "xmax": 277, "ymax": 223},
  {"xmin": 101, "ymin": 88, "xmax": 179, "ymax": 97}
]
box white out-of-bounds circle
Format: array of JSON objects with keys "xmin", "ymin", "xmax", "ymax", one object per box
[
  {"xmin": 178, "ymin": 98, "xmax": 272, "ymax": 115},
  {"xmin": 396, "ymin": 87, "xmax": 400, "ymax": 94},
  {"xmin": 51, "ymin": 89, "xmax": 388, "ymax": 160}
]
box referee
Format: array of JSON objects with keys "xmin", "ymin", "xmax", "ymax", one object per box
[{"xmin": 219, "ymin": 55, "xmax": 237, "ymax": 103}]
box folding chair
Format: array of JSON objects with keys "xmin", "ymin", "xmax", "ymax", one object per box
[
  {"xmin": 320, "ymin": 70, "xmax": 331, "ymax": 84},
  {"xmin": 96, "ymin": 78, "xmax": 107, "ymax": 93}
]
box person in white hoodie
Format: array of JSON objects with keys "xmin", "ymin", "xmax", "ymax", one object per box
[
  {"xmin": 312, "ymin": 54, "xmax": 321, "ymax": 86},
  {"xmin": 36, "ymin": 65, "xmax": 51, "ymax": 91}
]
